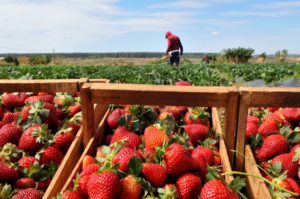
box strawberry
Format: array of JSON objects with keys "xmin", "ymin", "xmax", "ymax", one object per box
[
  {"xmin": 271, "ymin": 153, "xmax": 298, "ymax": 178},
  {"xmin": 18, "ymin": 156, "xmax": 40, "ymax": 169},
  {"xmin": 163, "ymin": 143, "xmax": 199, "ymax": 175},
  {"xmin": 247, "ymin": 116, "xmax": 260, "ymax": 125},
  {"xmin": 112, "ymin": 147, "xmax": 143, "ymax": 172},
  {"xmin": 77, "ymin": 175, "xmax": 90, "ymax": 197},
  {"xmin": 103, "ymin": 134, "xmax": 113, "ymax": 146},
  {"xmin": 162, "ymin": 106, "xmax": 181, "ymax": 120},
  {"xmin": 190, "ymin": 151, "xmax": 208, "ymax": 179},
  {"xmin": 267, "ymin": 107, "xmax": 279, "ymax": 112},
  {"xmin": 14, "ymin": 178, "xmax": 36, "ymax": 189},
  {"xmin": 246, "ymin": 122, "xmax": 259, "ymax": 140},
  {"xmin": 200, "ymin": 179, "xmax": 239, "ymax": 199},
  {"xmin": 18, "ymin": 124, "xmax": 50, "ymax": 152},
  {"xmin": 55, "ymin": 129, "xmax": 75, "ymax": 154},
  {"xmin": 142, "ymin": 148, "xmax": 156, "ymax": 161},
  {"xmin": 258, "ymin": 134, "xmax": 289, "ymax": 162},
  {"xmin": 53, "ymin": 95, "xmax": 74, "ymax": 108},
  {"xmin": 158, "ymin": 184, "xmax": 180, "ymax": 199},
  {"xmin": 185, "ymin": 124, "xmax": 209, "ymax": 146},
  {"xmin": 177, "ymin": 106, "xmax": 188, "ymax": 115},
  {"xmin": 264, "ymin": 113, "xmax": 284, "ymax": 124},
  {"xmin": 110, "ymin": 126, "xmax": 141, "ymax": 149},
  {"xmin": 80, "ymin": 163, "xmax": 100, "ymax": 176},
  {"xmin": 107, "ymin": 108, "xmax": 130, "ymax": 129},
  {"xmin": 62, "ymin": 190, "xmax": 84, "ymax": 199},
  {"xmin": 72, "ymin": 91, "xmax": 80, "ymax": 97},
  {"xmin": 38, "ymin": 144, "xmax": 63, "ymax": 165},
  {"xmin": 37, "ymin": 179, "xmax": 51, "ymax": 191},
  {"xmin": 0, "ymin": 124, "xmax": 22, "ymax": 147},
  {"xmin": 66, "ymin": 104, "xmax": 81, "ymax": 118},
  {"xmin": 2, "ymin": 112, "xmax": 19, "ymax": 125},
  {"xmin": 11, "ymin": 188, "xmax": 42, "ymax": 199},
  {"xmin": 87, "ymin": 171, "xmax": 120, "ymax": 199},
  {"xmin": 174, "ymin": 81, "xmax": 191, "ymax": 86},
  {"xmin": 284, "ymin": 178, "xmax": 300, "ymax": 197},
  {"xmin": 0, "ymin": 161, "xmax": 19, "ymax": 182},
  {"xmin": 142, "ymin": 163, "xmax": 167, "ymax": 187},
  {"xmin": 176, "ymin": 172, "xmax": 202, "ymax": 199},
  {"xmin": 144, "ymin": 126, "xmax": 169, "ymax": 150},
  {"xmin": 67, "ymin": 122, "xmax": 81, "ymax": 135},
  {"xmin": 192, "ymin": 146, "xmax": 215, "ymax": 166},
  {"xmin": 56, "ymin": 108, "xmax": 63, "ymax": 119},
  {"xmin": 213, "ymin": 150, "xmax": 221, "ymax": 166},
  {"xmin": 283, "ymin": 108, "xmax": 300, "ymax": 121},
  {"xmin": 0, "ymin": 143, "xmax": 23, "ymax": 162},
  {"xmin": 3, "ymin": 93, "xmax": 23, "ymax": 109},
  {"xmin": 184, "ymin": 107, "xmax": 209, "ymax": 126},
  {"xmin": 119, "ymin": 175, "xmax": 141, "ymax": 199},
  {"xmin": 258, "ymin": 120, "xmax": 279, "ymax": 137},
  {"xmin": 0, "ymin": 107, "xmax": 3, "ymax": 120},
  {"xmin": 82, "ymin": 155, "xmax": 95, "ymax": 170},
  {"xmin": 24, "ymin": 95, "xmax": 53, "ymax": 104},
  {"xmin": 0, "ymin": 121, "xmax": 2, "ymax": 129}
]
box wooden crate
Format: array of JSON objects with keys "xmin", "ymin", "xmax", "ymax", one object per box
[
  {"xmin": 0, "ymin": 78, "xmax": 109, "ymax": 199},
  {"xmin": 234, "ymin": 87, "xmax": 300, "ymax": 199},
  {"xmin": 61, "ymin": 83, "xmax": 239, "ymax": 194}
]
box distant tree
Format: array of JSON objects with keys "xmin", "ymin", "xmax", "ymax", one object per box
[
  {"xmin": 29, "ymin": 54, "xmax": 51, "ymax": 65},
  {"xmin": 221, "ymin": 47, "xmax": 254, "ymax": 63},
  {"xmin": 258, "ymin": 52, "xmax": 267, "ymax": 63},
  {"xmin": 274, "ymin": 50, "xmax": 288, "ymax": 62},
  {"xmin": 4, "ymin": 56, "xmax": 19, "ymax": 65}
]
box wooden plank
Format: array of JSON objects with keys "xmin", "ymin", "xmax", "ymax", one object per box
[
  {"xmin": 93, "ymin": 104, "xmax": 110, "ymax": 130},
  {"xmin": 224, "ymin": 91, "xmax": 239, "ymax": 164},
  {"xmin": 239, "ymin": 87, "xmax": 300, "ymax": 107},
  {"xmin": 89, "ymin": 83, "xmax": 235, "ymax": 107},
  {"xmin": 244, "ymin": 144, "xmax": 272, "ymax": 199},
  {"xmin": 61, "ymin": 109, "xmax": 109, "ymax": 193},
  {"xmin": 80, "ymin": 83, "xmax": 95, "ymax": 148},
  {"xmin": 43, "ymin": 127, "xmax": 83, "ymax": 199},
  {"xmin": 0, "ymin": 79, "xmax": 79, "ymax": 92},
  {"xmin": 212, "ymin": 108, "xmax": 234, "ymax": 184}
]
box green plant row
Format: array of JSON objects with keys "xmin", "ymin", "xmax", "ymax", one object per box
[{"xmin": 0, "ymin": 63, "xmax": 298, "ymax": 86}]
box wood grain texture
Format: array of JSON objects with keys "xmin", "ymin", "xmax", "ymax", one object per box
[{"xmin": 89, "ymin": 83, "xmax": 235, "ymax": 107}]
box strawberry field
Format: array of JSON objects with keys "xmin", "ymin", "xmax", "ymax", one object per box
[{"xmin": 0, "ymin": 62, "xmax": 299, "ymax": 86}]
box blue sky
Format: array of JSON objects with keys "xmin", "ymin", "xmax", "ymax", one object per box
[{"xmin": 0, "ymin": 0, "xmax": 300, "ymax": 54}]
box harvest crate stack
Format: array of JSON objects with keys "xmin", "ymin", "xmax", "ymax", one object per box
[
  {"xmin": 235, "ymin": 87, "xmax": 300, "ymax": 199},
  {"xmin": 0, "ymin": 78, "xmax": 108, "ymax": 199},
  {"xmin": 60, "ymin": 83, "xmax": 240, "ymax": 198}
]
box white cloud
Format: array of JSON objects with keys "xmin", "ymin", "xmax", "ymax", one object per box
[
  {"xmin": 255, "ymin": 1, "xmax": 300, "ymax": 9},
  {"xmin": 149, "ymin": 0, "xmax": 211, "ymax": 9},
  {"xmin": 222, "ymin": 10, "xmax": 294, "ymax": 17},
  {"xmin": 211, "ymin": 31, "xmax": 220, "ymax": 35},
  {"xmin": 197, "ymin": 19, "xmax": 251, "ymax": 28}
]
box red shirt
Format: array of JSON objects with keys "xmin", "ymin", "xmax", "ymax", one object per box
[{"xmin": 166, "ymin": 34, "xmax": 183, "ymax": 54}]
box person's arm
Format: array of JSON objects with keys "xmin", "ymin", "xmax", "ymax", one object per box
[
  {"xmin": 178, "ymin": 39, "xmax": 183, "ymax": 55},
  {"xmin": 166, "ymin": 38, "xmax": 171, "ymax": 55}
]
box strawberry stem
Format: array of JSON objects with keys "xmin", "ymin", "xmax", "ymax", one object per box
[{"xmin": 221, "ymin": 171, "xmax": 298, "ymax": 196}]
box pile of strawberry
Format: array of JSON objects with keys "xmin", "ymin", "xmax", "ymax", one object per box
[
  {"xmin": 246, "ymin": 107, "xmax": 300, "ymax": 198},
  {"xmin": 61, "ymin": 104, "xmax": 245, "ymax": 199},
  {"xmin": 0, "ymin": 92, "xmax": 82, "ymax": 198}
]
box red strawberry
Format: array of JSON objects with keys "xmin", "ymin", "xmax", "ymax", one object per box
[
  {"xmin": 72, "ymin": 91, "xmax": 80, "ymax": 97},
  {"xmin": 14, "ymin": 178, "xmax": 36, "ymax": 189},
  {"xmin": 190, "ymin": 151, "xmax": 208, "ymax": 179},
  {"xmin": 192, "ymin": 146, "xmax": 215, "ymax": 166},
  {"xmin": 163, "ymin": 106, "xmax": 182, "ymax": 120},
  {"xmin": 18, "ymin": 156, "xmax": 39, "ymax": 169},
  {"xmin": 87, "ymin": 171, "xmax": 120, "ymax": 199},
  {"xmin": 176, "ymin": 172, "xmax": 202, "ymax": 199},
  {"xmin": 67, "ymin": 122, "xmax": 81, "ymax": 135},
  {"xmin": 246, "ymin": 122, "xmax": 259, "ymax": 139},
  {"xmin": 18, "ymin": 124, "xmax": 49, "ymax": 152},
  {"xmin": 66, "ymin": 104, "xmax": 81, "ymax": 118},
  {"xmin": 271, "ymin": 153, "xmax": 298, "ymax": 178},
  {"xmin": 247, "ymin": 116, "xmax": 260, "ymax": 125},
  {"xmin": 174, "ymin": 81, "xmax": 191, "ymax": 86},
  {"xmin": 24, "ymin": 95, "xmax": 53, "ymax": 104},
  {"xmin": 258, "ymin": 120, "xmax": 279, "ymax": 137},
  {"xmin": 184, "ymin": 108, "xmax": 209, "ymax": 126},
  {"xmin": 42, "ymin": 102, "xmax": 58, "ymax": 128},
  {"xmin": 0, "ymin": 121, "xmax": 2, "ymax": 129},
  {"xmin": 283, "ymin": 108, "xmax": 300, "ymax": 121},
  {"xmin": 200, "ymin": 179, "xmax": 239, "ymax": 199},
  {"xmin": 38, "ymin": 144, "xmax": 63, "ymax": 165},
  {"xmin": 78, "ymin": 175, "xmax": 90, "ymax": 197},
  {"xmin": 56, "ymin": 108, "xmax": 63, "ymax": 119},
  {"xmin": 0, "ymin": 124, "xmax": 22, "ymax": 147},
  {"xmin": 80, "ymin": 164, "xmax": 100, "ymax": 176},
  {"xmin": 119, "ymin": 175, "xmax": 141, "ymax": 199},
  {"xmin": 53, "ymin": 95, "xmax": 74, "ymax": 108},
  {"xmin": 62, "ymin": 190, "xmax": 84, "ymax": 199},
  {"xmin": 267, "ymin": 107, "xmax": 279, "ymax": 112},
  {"xmin": 264, "ymin": 113, "xmax": 284, "ymax": 124},
  {"xmin": 185, "ymin": 124, "xmax": 209, "ymax": 146},
  {"xmin": 163, "ymin": 143, "xmax": 199, "ymax": 175},
  {"xmin": 258, "ymin": 134, "xmax": 289, "ymax": 162},
  {"xmin": 55, "ymin": 129, "xmax": 75, "ymax": 154},
  {"xmin": 142, "ymin": 148, "xmax": 156, "ymax": 161},
  {"xmin": 106, "ymin": 108, "xmax": 129, "ymax": 129},
  {"xmin": 0, "ymin": 107, "xmax": 3, "ymax": 119},
  {"xmin": 110, "ymin": 126, "xmax": 141, "ymax": 149},
  {"xmin": 112, "ymin": 147, "xmax": 143, "ymax": 172},
  {"xmin": 290, "ymin": 144, "xmax": 300, "ymax": 155},
  {"xmin": 3, "ymin": 93, "xmax": 23, "ymax": 109},
  {"xmin": 2, "ymin": 112, "xmax": 19, "ymax": 125},
  {"xmin": 284, "ymin": 178, "xmax": 300, "ymax": 197},
  {"xmin": 37, "ymin": 179, "xmax": 51, "ymax": 191},
  {"xmin": 142, "ymin": 163, "xmax": 167, "ymax": 187},
  {"xmin": 0, "ymin": 161, "xmax": 19, "ymax": 182},
  {"xmin": 11, "ymin": 188, "xmax": 42, "ymax": 199},
  {"xmin": 103, "ymin": 134, "xmax": 113, "ymax": 146},
  {"xmin": 144, "ymin": 126, "xmax": 169, "ymax": 150},
  {"xmin": 177, "ymin": 106, "xmax": 188, "ymax": 115}
]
